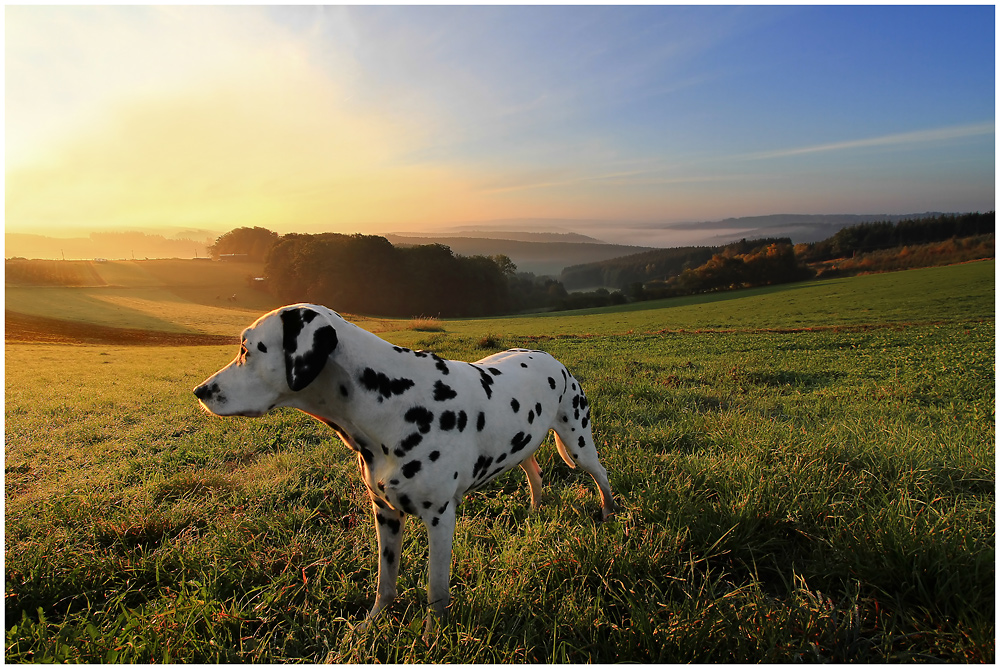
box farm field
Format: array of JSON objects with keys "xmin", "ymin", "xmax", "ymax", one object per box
[{"xmin": 4, "ymin": 261, "xmax": 995, "ymax": 662}]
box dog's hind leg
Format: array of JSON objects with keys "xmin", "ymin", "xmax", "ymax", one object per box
[
  {"xmin": 519, "ymin": 455, "xmax": 543, "ymax": 509},
  {"xmin": 553, "ymin": 428, "xmax": 617, "ymax": 521}
]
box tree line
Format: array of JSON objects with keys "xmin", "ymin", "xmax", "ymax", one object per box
[
  {"xmin": 794, "ymin": 211, "xmax": 993, "ymax": 263},
  {"xmin": 261, "ymin": 233, "xmax": 513, "ymax": 317},
  {"xmin": 212, "ymin": 211, "xmax": 992, "ymax": 317},
  {"xmin": 560, "ymin": 237, "xmax": 793, "ymax": 290}
]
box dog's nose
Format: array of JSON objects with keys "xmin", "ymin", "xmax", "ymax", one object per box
[{"xmin": 193, "ymin": 383, "xmax": 213, "ymax": 401}]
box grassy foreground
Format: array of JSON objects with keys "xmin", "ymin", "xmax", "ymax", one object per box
[{"xmin": 5, "ymin": 262, "xmax": 995, "ymax": 662}]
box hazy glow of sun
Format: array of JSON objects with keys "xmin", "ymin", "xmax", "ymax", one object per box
[{"xmin": 5, "ymin": 7, "xmax": 500, "ymax": 235}]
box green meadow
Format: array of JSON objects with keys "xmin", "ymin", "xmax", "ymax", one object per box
[{"xmin": 4, "ymin": 260, "xmax": 995, "ymax": 662}]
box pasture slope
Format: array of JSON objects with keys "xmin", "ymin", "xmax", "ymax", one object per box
[{"xmin": 4, "ymin": 260, "xmax": 995, "ymax": 662}]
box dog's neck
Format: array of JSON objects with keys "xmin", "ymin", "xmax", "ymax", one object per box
[{"xmin": 291, "ymin": 317, "xmax": 439, "ymax": 467}]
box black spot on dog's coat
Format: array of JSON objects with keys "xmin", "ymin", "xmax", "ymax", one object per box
[
  {"xmin": 510, "ymin": 398, "xmax": 520, "ymax": 413},
  {"xmin": 398, "ymin": 494, "xmax": 416, "ymax": 514},
  {"xmin": 535, "ymin": 402, "xmax": 542, "ymax": 416},
  {"xmin": 547, "ymin": 377, "xmax": 556, "ymax": 390},
  {"xmin": 472, "ymin": 455, "xmax": 494, "ymax": 480},
  {"xmin": 476, "ymin": 412, "xmax": 486, "ymax": 431},
  {"xmin": 473, "ymin": 366, "xmax": 494, "ymax": 399},
  {"xmin": 457, "ymin": 410, "xmax": 468, "ymax": 431},
  {"xmin": 257, "ymin": 342, "xmax": 267, "ymax": 353},
  {"xmin": 395, "ymin": 432, "xmax": 423, "ymax": 456},
  {"xmin": 359, "ymin": 367, "xmax": 415, "ymax": 400},
  {"xmin": 578, "ymin": 436, "xmax": 586, "ymax": 448},
  {"xmin": 433, "ymin": 380, "xmax": 457, "ymax": 402},
  {"xmin": 405, "ymin": 406, "xmax": 435, "ymax": 434},
  {"xmin": 402, "ymin": 460, "xmax": 423, "ymax": 479},
  {"xmin": 431, "ymin": 353, "xmax": 449, "ymax": 375},
  {"xmin": 439, "ymin": 411, "xmax": 457, "ymax": 431},
  {"xmin": 383, "ymin": 547, "xmax": 395, "ymax": 565},
  {"xmin": 488, "ymin": 367, "xmax": 502, "ymax": 376},
  {"xmin": 510, "ymin": 432, "xmax": 533, "ymax": 453},
  {"xmin": 429, "ymin": 450, "xmax": 440, "ymax": 461}
]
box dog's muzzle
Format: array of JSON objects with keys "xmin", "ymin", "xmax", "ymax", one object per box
[{"xmin": 193, "ymin": 382, "xmax": 222, "ymax": 403}]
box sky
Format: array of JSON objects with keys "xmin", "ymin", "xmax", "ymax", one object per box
[{"xmin": 5, "ymin": 5, "xmax": 995, "ymax": 243}]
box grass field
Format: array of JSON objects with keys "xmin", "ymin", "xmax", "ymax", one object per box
[{"xmin": 4, "ymin": 261, "xmax": 995, "ymax": 662}]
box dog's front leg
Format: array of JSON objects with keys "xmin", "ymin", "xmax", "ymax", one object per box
[
  {"xmin": 422, "ymin": 503, "xmax": 457, "ymax": 638},
  {"xmin": 365, "ymin": 497, "xmax": 406, "ymax": 625}
]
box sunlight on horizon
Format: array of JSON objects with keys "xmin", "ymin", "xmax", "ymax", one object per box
[{"xmin": 5, "ymin": 6, "xmax": 994, "ymax": 241}]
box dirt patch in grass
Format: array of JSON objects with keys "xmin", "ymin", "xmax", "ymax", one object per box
[{"xmin": 5, "ymin": 310, "xmax": 237, "ymax": 346}]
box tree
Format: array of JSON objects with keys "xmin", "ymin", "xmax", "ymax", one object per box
[{"xmin": 209, "ymin": 227, "xmax": 279, "ymax": 261}]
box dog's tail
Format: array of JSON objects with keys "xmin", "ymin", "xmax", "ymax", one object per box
[{"xmin": 552, "ymin": 431, "xmax": 577, "ymax": 469}]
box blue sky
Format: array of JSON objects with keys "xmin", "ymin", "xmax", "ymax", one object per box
[{"xmin": 6, "ymin": 5, "xmax": 995, "ymax": 240}]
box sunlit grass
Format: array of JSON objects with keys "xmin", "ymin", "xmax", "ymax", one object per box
[{"xmin": 5, "ymin": 262, "xmax": 995, "ymax": 662}]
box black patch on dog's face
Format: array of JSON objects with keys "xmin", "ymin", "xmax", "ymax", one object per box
[{"xmin": 281, "ymin": 308, "xmax": 338, "ymax": 391}]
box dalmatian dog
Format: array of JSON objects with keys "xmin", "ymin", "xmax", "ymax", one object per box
[{"xmin": 193, "ymin": 303, "xmax": 616, "ymax": 634}]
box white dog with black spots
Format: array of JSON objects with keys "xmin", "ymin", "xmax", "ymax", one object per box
[{"xmin": 194, "ymin": 303, "xmax": 617, "ymax": 634}]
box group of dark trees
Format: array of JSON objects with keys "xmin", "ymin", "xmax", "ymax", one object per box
[
  {"xmin": 652, "ymin": 241, "xmax": 812, "ymax": 297},
  {"xmin": 212, "ymin": 211, "xmax": 992, "ymax": 317},
  {"xmin": 560, "ymin": 237, "xmax": 793, "ymax": 291},
  {"xmin": 794, "ymin": 212, "xmax": 994, "ymax": 263},
  {"xmin": 208, "ymin": 226, "xmax": 279, "ymax": 261},
  {"xmin": 262, "ymin": 233, "xmax": 513, "ymax": 317}
]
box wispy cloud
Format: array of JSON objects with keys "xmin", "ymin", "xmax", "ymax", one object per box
[{"xmin": 738, "ymin": 122, "xmax": 995, "ymax": 162}]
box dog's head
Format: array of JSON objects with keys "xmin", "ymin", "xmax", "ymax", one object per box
[{"xmin": 194, "ymin": 304, "xmax": 340, "ymax": 417}]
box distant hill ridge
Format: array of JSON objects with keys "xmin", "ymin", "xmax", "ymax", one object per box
[
  {"xmin": 390, "ymin": 229, "xmax": 605, "ymax": 244},
  {"xmin": 384, "ymin": 234, "xmax": 653, "ymax": 277}
]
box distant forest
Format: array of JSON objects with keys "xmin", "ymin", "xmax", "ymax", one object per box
[
  {"xmin": 561, "ymin": 212, "xmax": 994, "ymax": 290},
  {"xmin": 262, "ymin": 233, "xmax": 513, "ymax": 317},
  {"xmin": 217, "ymin": 211, "xmax": 993, "ymax": 317}
]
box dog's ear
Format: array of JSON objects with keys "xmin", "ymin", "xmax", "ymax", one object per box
[{"xmin": 281, "ymin": 307, "xmax": 339, "ymax": 391}]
